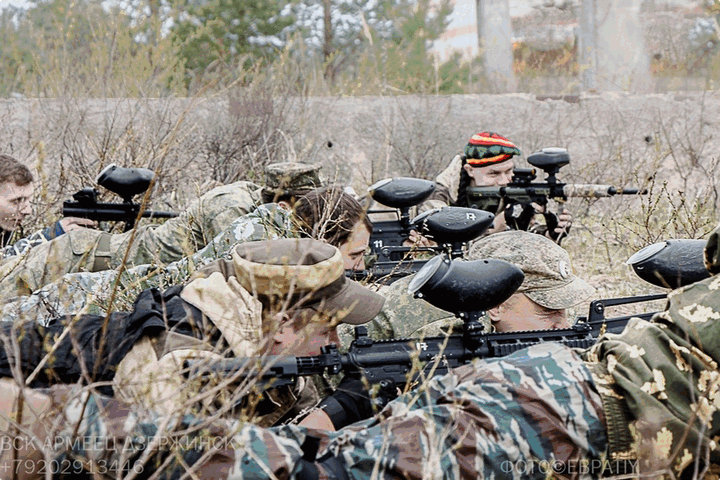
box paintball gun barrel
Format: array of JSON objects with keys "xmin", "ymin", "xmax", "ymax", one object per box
[{"xmin": 63, "ymin": 164, "xmax": 178, "ymax": 231}]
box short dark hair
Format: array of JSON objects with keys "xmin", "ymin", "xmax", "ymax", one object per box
[
  {"xmin": 0, "ymin": 155, "xmax": 33, "ymax": 186},
  {"xmin": 293, "ymin": 186, "xmax": 373, "ymax": 248}
]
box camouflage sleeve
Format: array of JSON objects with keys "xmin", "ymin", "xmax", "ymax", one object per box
[
  {"xmin": 0, "ymin": 204, "xmax": 296, "ymax": 324},
  {"xmin": 583, "ymin": 273, "xmax": 720, "ymax": 477},
  {"xmin": 117, "ymin": 181, "xmax": 262, "ymax": 266},
  {"xmin": 0, "ymin": 226, "xmax": 54, "ymax": 260},
  {"xmin": 7, "ymin": 343, "xmax": 607, "ymax": 480}
]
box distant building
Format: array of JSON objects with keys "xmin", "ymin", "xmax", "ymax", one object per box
[
  {"xmin": 431, "ymin": 0, "xmax": 480, "ymax": 62},
  {"xmin": 431, "ymin": 0, "xmax": 551, "ymax": 62}
]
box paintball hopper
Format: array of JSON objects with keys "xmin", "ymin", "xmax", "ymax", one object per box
[
  {"xmin": 626, "ymin": 239, "xmax": 711, "ymax": 289},
  {"xmin": 527, "ymin": 147, "xmax": 570, "ymax": 181},
  {"xmin": 97, "ymin": 163, "xmax": 156, "ymax": 202},
  {"xmin": 411, "ymin": 207, "xmax": 494, "ymax": 245},
  {"xmin": 368, "ymin": 177, "xmax": 435, "ymax": 209},
  {"xmin": 408, "ymin": 255, "xmax": 524, "ymax": 313}
]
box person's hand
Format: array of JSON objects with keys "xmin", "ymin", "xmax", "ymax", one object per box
[
  {"xmin": 531, "ymin": 203, "xmax": 572, "ymax": 243},
  {"xmin": 554, "ymin": 208, "xmax": 573, "ymax": 237},
  {"xmin": 59, "ymin": 217, "xmax": 97, "ymax": 232},
  {"xmin": 314, "ymin": 376, "xmax": 375, "ymax": 430},
  {"xmin": 486, "ymin": 209, "xmax": 508, "ymax": 235},
  {"xmin": 403, "ymin": 229, "xmax": 438, "ymax": 248}
]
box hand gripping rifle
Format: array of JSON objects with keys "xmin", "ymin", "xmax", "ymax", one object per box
[
  {"xmin": 62, "ymin": 164, "xmax": 179, "ymax": 232},
  {"xmin": 465, "ymin": 147, "xmax": 645, "ymax": 232},
  {"xmin": 186, "ymin": 251, "xmax": 675, "ymax": 398},
  {"xmin": 358, "ymin": 177, "xmax": 494, "ymax": 283}
]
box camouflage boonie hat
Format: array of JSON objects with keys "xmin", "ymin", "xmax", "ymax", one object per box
[
  {"xmin": 262, "ymin": 162, "xmax": 322, "ymax": 198},
  {"xmin": 231, "ymin": 238, "xmax": 384, "ymax": 325},
  {"xmin": 468, "ymin": 230, "xmax": 594, "ymax": 309}
]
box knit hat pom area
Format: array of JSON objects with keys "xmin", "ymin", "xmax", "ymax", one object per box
[{"xmin": 464, "ymin": 132, "xmax": 521, "ymax": 167}]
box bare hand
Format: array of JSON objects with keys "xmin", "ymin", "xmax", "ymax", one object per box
[
  {"xmin": 403, "ymin": 229, "xmax": 438, "ymax": 248},
  {"xmin": 59, "ymin": 217, "xmax": 97, "ymax": 232},
  {"xmin": 554, "ymin": 208, "xmax": 573, "ymax": 236},
  {"xmin": 485, "ymin": 210, "xmax": 508, "ymax": 235}
]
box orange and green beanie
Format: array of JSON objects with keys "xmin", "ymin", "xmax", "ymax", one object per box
[{"xmin": 464, "ymin": 132, "xmax": 521, "ymax": 167}]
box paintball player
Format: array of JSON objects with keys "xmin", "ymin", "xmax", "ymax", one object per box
[
  {"xmin": 293, "ymin": 185, "xmax": 372, "ymax": 272},
  {"xmin": 0, "ymin": 186, "xmax": 372, "ymax": 324},
  {"xmin": 0, "ymin": 154, "xmax": 95, "ymax": 257},
  {"xmin": 6, "ymin": 223, "xmax": 720, "ymax": 478},
  {"xmin": 422, "ymin": 131, "xmax": 573, "ymax": 243},
  {"xmin": 0, "ymin": 162, "xmax": 322, "ymax": 301},
  {"xmin": 110, "ymin": 237, "xmax": 384, "ymax": 425},
  {"xmin": 341, "ymin": 229, "xmax": 594, "ymax": 346}
]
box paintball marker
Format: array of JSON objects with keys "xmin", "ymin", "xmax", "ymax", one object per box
[
  {"xmin": 63, "ymin": 164, "xmax": 178, "ymax": 232},
  {"xmin": 360, "ymin": 177, "xmax": 494, "ymax": 283},
  {"xmin": 187, "ymin": 250, "xmax": 675, "ymax": 400},
  {"xmin": 465, "ymin": 147, "xmax": 645, "ymax": 232},
  {"xmin": 626, "ymin": 238, "xmax": 711, "ymax": 289}
]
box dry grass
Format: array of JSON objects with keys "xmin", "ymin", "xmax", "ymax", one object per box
[{"xmin": 2, "ymin": 79, "xmax": 720, "ymax": 480}]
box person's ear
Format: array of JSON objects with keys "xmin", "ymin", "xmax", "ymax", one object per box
[
  {"xmin": 271, "ymin": 323, "xmax": 295, "ymax": 349},
  {"xmin": 462, "ymin": 163, "xmax": 474, "ymax": 175},
  {"xmin": 487, "ymin": 304, "xmax": 503, "ymax": 324},
  {"xmin": 278, "ymin": 200, "xmax": 291, "ymax": 210}
]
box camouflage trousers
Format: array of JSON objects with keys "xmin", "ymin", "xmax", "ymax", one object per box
[{"xmin": 2, "ymin": 343, "xmax": 608, "ymax": 480}]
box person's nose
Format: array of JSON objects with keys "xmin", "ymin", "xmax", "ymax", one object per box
[{"xmin": 18, "ymin": 200, "xmax": 32, "ymax": 217}]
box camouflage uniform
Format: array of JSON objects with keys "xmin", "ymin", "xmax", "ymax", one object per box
[
  {"xmin": 0, "ymin": 221, "xmax": 67, "ymax": 260},
  {"xmin": 583, "ymin": 271, "xmax": 720, "ymax": 476},
  {"xmin": 0, "ymin": 203, "xmax": 296, "ymax": 324},
  {"xmin": 10, "ymin": 263, "xmax": 720, "ymax": 478},
  {"xmin": 1, "ymin": 342, "xmax": 607, "ymax": 480},
  {"xmin": 6, "ymin": 232, "xmax": 720, "ymax": 479},
  {"xmin": 0, "ymin": 162, "xmax": 322, "ymax": 301}
]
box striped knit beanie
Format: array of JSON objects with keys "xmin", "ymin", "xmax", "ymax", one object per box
[{"xmin": 464, "ymin": 132, "xmax": 521, "ymax": 167}]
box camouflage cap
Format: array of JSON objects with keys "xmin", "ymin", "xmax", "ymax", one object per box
[
  {"xmin": 467, "ymin": 230, "xmax": 594, "ymax": 310},
  {"xmin": 231, "ymin": 238, "xmax": 384, "ymax": 325},
  {"xmin": 262, "ymin": 162, "xmax": 322, "ymax": 198}
]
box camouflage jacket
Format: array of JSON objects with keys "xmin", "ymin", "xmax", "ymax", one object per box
[
  {"xmin": 8, "ymin": 251, "xmax": 720, "ymax": 479},
  {"xmin": 0, "ymin": 203, "xmax": 295, "ymax": 324},
  {"xmin": 0, "ymin": 221, "xmax": 65, "ymax": 260},
  {"xmin": 3, "ymin": 342, "xmax": 607, "ymax": 480},
  {"xmin": 584, "ymin": 272, "xmax": 720, "ymax": 477},
  {"xmin": 0, "ymin": 180, "xmax": 263, "ymax": 300}
]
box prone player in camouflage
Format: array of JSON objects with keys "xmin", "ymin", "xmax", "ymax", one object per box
[
  {"xmin": 0, "ymin": 154, "xmax": 95, "ymax": 258},
  {"xmin": 109, "ymin": 237, "xmax": 384, "ymax": 426},
  {"xmin": 0, "ymin": 186, "xmax": 371, "ymax": 324},
  {"xmin": 5, "ymin": 225, "xmax": 720, "ymax": 477},
  {"xmin": 0, "ymin": 162, "xmax": 322, "ymax": 301},
  {"xmin": 340, "ymin": 229, "xmax": 594, "ymax": 346}
]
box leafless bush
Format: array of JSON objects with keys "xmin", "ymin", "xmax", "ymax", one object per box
[{"xmin": 355, "ymin": 95, "xmax": 464, "ymax": 182}]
